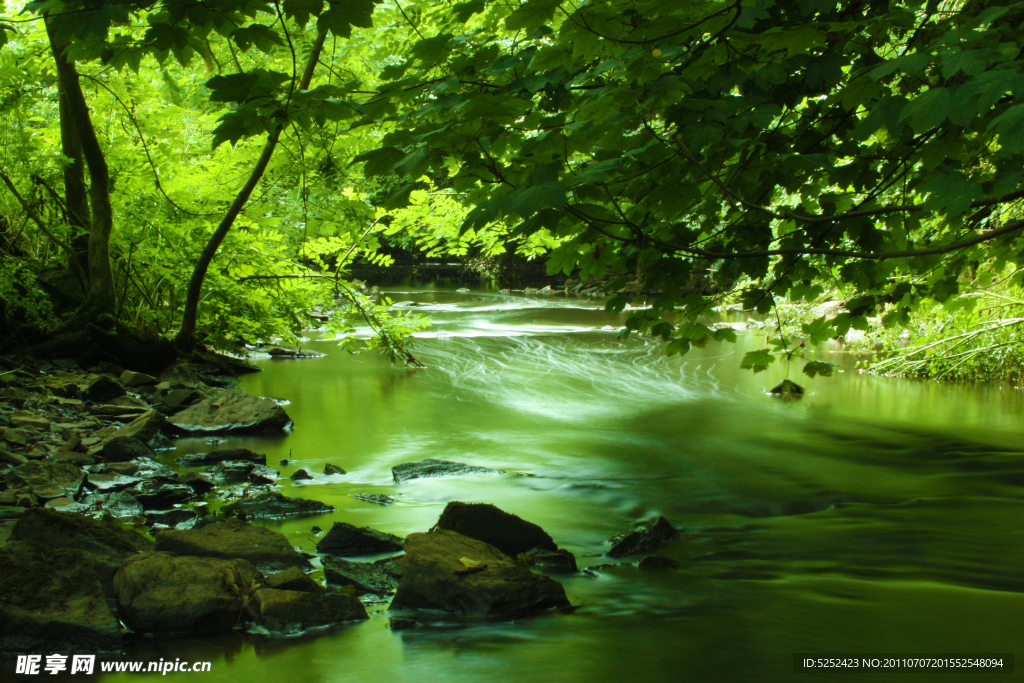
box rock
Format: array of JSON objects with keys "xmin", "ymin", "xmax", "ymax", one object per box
[
  {"xmin": 130, "ymin": 481, "xmax": 194, "ymax": 509},
  {"xmin": 0, "ymin": 542, "xmax": 122, "ymax": 654},
  {"xmin": 236, "ymin": 491, "xmax": 335, "ymax": 519},
  {"xmin": 107, "ymin": 410, "xmax": 167, "ymax": 446},
  {"xmin": 323, "ymin": 556, "xmax": 403, "ymax": 596},
  {"xmin": 638, "ymin": 555, "xmax": 680, "ymax": 570},
  {"xmin": 114, "ymin": 552, "xmax": 262, "ymax": 635},
  {"xmin": 250, "ymin": 588, "xmax": 366, "ymax": 632},
  {"xmin": 0, "ymin": 427, "xmax": 28, "ymax": 446},
  {"xmin": 130, "ymin": 456, "xmax": 178, "ymax": 481},
  {"xmin": 103, "ymin": 461, "xmax": 139, "ymax": 476},
  {"xmin": 106, "ymin": 395, "xmax": 151, "ymax": 410},
  {"xmin": 264, "ymin": 567, "xmax": 323, "ymax": 594},
  {"xmin": 6, "ymin": 460, "xmax": 83, "ymax": 497},
  {"xmin": 154, "ymin": 517, "xmax": 312, "ymax": 574},
  {"xmin": 607, "ymin": 517, "xmax": 679, "ymax": 558},
  {"xmin": 206, "ymin": 460, "xmax": 279, "ymax": 485},
  {"xmin": 160, "ymin": 388, "xmax": 200, "ymax": 408},
  {"xmin": 389, "ymin": 617, "xmax": 417, "ymax": 630},
  {"xmin": 456, "ymin": 288, "xmax": 471, "ymax": 293},
  {"xmin": 349, "ymin": 494, "xmax": 395, "ymax": 506},
  {"xmin": 769, "ymin": 379, "xmax": 804, "ymax": 397},
  {"xmin": 435, "ymin": 502, "xmax": 557, "ymax": 558},
  {"xmin": 390, "ymin": 530, "xmax": 570, "ymax": 616},
  {"xmin": 11, "ymin": 411, "xmax": 50, "ymax": 430},
  {"xmin": 391, "ymin": 458, "xmax": 499, "ymax": 483},
  {"xmin": 87, "ymin": 491, "xmax": 144, "ymax": 520},
  {"xmin": 44, "ymin": 497, "xmax": 89, "ymax": 513},
  {"xmin": 531, "ymin": 549, "xmax": 578, "ymax": 573},
  {"xmin": 119, "ymin": 370, "xmax": 158, "ymax": 388},
  {"xmin": 85, "ymin": 472, "xmax": 141, "ymax": 493},
  {"xmin": 145, "ymin": 508, "xmax": 198, "ymax": 529},
  {"xmin": 323, "ymin": 463, "xmax": 346, "ymax": 475},
  {"xmin": 102, "ymin": 436, "xmax": 156, "ymax": 463},
  {"xmin": 168, "ymin": 389, "xmax": 292, "ymax": 435},
  {"xmin": 290, "ymin": 468, "xmax": 312, "ymax": 480},
  {"xmin": 177, "ymin": 471, "xmax": 215, "ymax": 494},
  {"xmin": 316, "ymin": 522, "xmax": 404, "ymax": 556},
  {"xmin": 176, "ymin": 448, "xmax": 266, "ymax": 467},
  {"xmin": 10, "ymin": 507, "xmax": 152, "ymax": 595},
  {"xmin": 85, "ymin": 375, "xmax": 126, "ymax": 402},
  {"xmin": 147, "ymin": 433, "xmax": 175, "ymax": 451},
  {"xmin": 0, "ymin": 448, "xmax": 28, "ymax": 466}
]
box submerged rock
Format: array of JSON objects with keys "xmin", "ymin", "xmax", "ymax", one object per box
[
  {"xmin": 316, "ymin": 522, "xmax": 404, "ymax": 556},
  {"xmin": 391, "ymin": 458, "xmax": 499, "ymax": 483},
  {"xmin": 168, "ymin": 389, "xmax": 292, "ymax": 435},
  {"xmin": 530, "ymin": 548, "xmax": 578, "ymax": 573},
  {"xmin": 205, "ymin": 460, "xmax": 279, "ymax": 485},
  {"xmin": 154, "ymin": 517, "xmax": 312, "ymax": 574},
  {"xmin": 607, "ymin": 517, "xmax": 679, "ymax": 558},
  {"xmin": 323, "ymin": 463, "xmax": 346, "ymax": 475},
  {"xmin": 176, "ymin": 448, "xmax": 267, "ymax": 467},
  {"xmin": 236, "ymin": 490, "xmax": 335, "ymax": 519},
  {"xmin": 290, "ymin": 468, "xmax": 312, "ymax": 481},
  {"xmin": 349, "ymin": 493, "xmax": 395, "ymax": 506},
  {"xmin": 114, "ymin": 552, "xmax": 262, "ymax": 635},
  {"xmin": 638, "ymin": 555, "xmax": 681, "ymax": 570},
  {"xmin": 250, "ymin": 588, "xmax": 367, "ymax": 632},
  {"xmin": 0, "ymin": 542, "xmax": 122, "ymax": 654},
  {"xmin": 769, "ymin": 379, "xmax": 804, "ymax": 397},
  {"xmin": 389, "ymin": 530, "xmax": 570, "ymax": 616},
  {"xmin": 435, "ymin": 502, "xmax": 557, "ymax": 558},
  {"xmin": 322, "ymin": 556, "xmax": 403, "ymax": 596}
]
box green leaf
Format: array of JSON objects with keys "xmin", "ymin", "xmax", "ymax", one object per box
[
  {"xmin": 898, "ymin": 88, "xmax": 952, "ymax": 133},
  {"xmin": 353, "ymin": 147, "xmax": 406, "ymax": 176},
  {"xmin": 506, "ymin": 0, "xmax": 563, "ymax": 33},
  {"xmin": 800, "ymin": 316, "xmax": 834, "ymax": 345},
  {"xmin": 319, "ymin": 0, "xmax": 376, "ymax": 37},
  {"xmin": 740, "ymin": 349, "xmax": 776, "ymax": 373},
  {"xmin": 922, "ymin": 171, "xmax": 983, "ymax": 217},
  {"xmin": 712, "ymin": 327, "xmax": 737, "ymax": 344},
  {"xmin": 802, "ymin": 360, "xmax": 836, "ymax": 378},
  {"xmin": 283, "ymin": 0, "xmax": 324, "ymax": 27}
]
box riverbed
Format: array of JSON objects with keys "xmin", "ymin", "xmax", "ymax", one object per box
[{"xmin": 109, "ymin": 288, "xmax": 1024, "ymax": 683}]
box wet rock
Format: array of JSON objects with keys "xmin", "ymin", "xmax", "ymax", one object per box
[
  {"xmin": 147, "ymin": 433, "xmax": 175, "ymax": 451},
  {"xmin": 159, "ymin": 388, "xmax": 201, "ymax": 408},
  {"xmin": 177, "ymin": 471, "xmax": 215, "ymax": 494},
  {"xmin": 638, "ymin": 555, "xmax": 680, "ymax": 570},
  {"xmin": 176, "ymin": 448, "xmax": 266, "ymax": 467},
  {"xmin": 250, "ymin": 588, "xmax": 367, "ymax": 632},
  {"xmin": 0, "ymin": 448, "xmax": 28, "ymax": 466},
  {"xmin": 154, "ymin": 517, "xmax": 312, "ymax": 574},
  {"xmin": 349, "ymin": 494, "xmax": 395, "ymax": 506},
  {"xmin": 206, "ymin": 460, "xmax": 279, "ymax": 485},
  {"xmin": 435, "ymin": 501, "xmax": 557, "ymax": 558},
  {"xmin": 11, "ymin": 507, "xmax": 152, "ymax": 595},
  {"xmin": 85, "ymin": 491, "xmax": 144, "ymax": 520},
  {"xmin": 264, "ymin": 566, "xmax": 324, "ymax": 594},
  {"xmin": 105, "ymin": 410, "xmax": 167, "ymax": 447},
  {"xmin": 389, "ymin": 530, "xmax": 571, "ymax": 616},
  {"xmin": 85, "ymin": 375, "xmax": 126, "ymax": 402},
  {"xmin": 316, "ymin": 522, "xmax": 404, "ymax": 556},
  {"xmin": 145, "ymin": 508, "xmax": 198, "ymax": 529},
  {"xmin": 44, "ymin": 497, "xmax": 89, "ymax": 513},
  {"xmin": 114, "ymin": 552, "xmax": 262, "ymax": 635},
  {"xmin": 769, "ymin": 379, "xmax": 804, "ymax": 397},
  {"xmin": 323, "ymin": 555, "xmax": 403, "ymax": 596},
  {"xmin": 235, "ymin": 490, "xmax": 335, "ymax": 519},
  {"xmin": 168, "ymin": 389, "xmax": 292, "ymax": 435},
  {"xmin": 102, "ymin": 436, "xmax": 156, "ymax": 463},
  {"xmin": 0, "ymin": 542, "xmax": 121, "ymax": 654},
  {"xmin": 130, "ymin": 481, "xmax": 194, "ymax": 509},
  {"xmin": 129, "ymin": 456, "xmax": 178, "ymax": 481},
  {"xmin": 86, "ymin": 472, "xmax": 141, "ymax": 493},
  {"xmin": 1, "ymin": 427, "xmax": 28, "ymax": 447},
  {"xmin": 389, "ymin": 617, "xmax": 417, "ymax": 631},
  {"xmin": 6, "ymin": 460, "xmax": 84, "ymax": 497},
  {"xmin": 290, "ymin": 468, "xmax": 312, "ymax": 480},
  {"xmin": 119, "ymin": 370, "xmax": 157, "ymax": 388},
  {"xmin": 103, "ymin": 461, "xmax": 139, "ymax": 476},
  {"xmin": 607, "ymin": 517, "xmax": 679, "ymax": 558},
  {"xmin": 324, "ymin": 463, "xmax": 346, "ymax": 475},
  {"xmin": 531, "ymin": 549, "xmax": 578, "ymax": 573},
  {"xmin": 391, "ymin": 458, "xmax": 499, "ymax": 483}
]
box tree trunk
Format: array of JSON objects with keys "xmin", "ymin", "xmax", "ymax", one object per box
[
  {"xmin": 45, "ymin": 19, "xmax": 115, "ymax": 314},
  {"xmin": 174, "ymin": 29, "xmax": 328, "ymax": 351},
  {"xmin": 56, "ymin": 60, "xmax": 91, "ymax": 286}
]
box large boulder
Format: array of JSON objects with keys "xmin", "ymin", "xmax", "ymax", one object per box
[
  {"xmin": 392, "ymin": 458, "xmax": 499, "ymax": 483},
  {"xmin": 168, "ymin": 389, "xmax": 292, "ymax": 435},
  {"xmin": 435, "ymin": 502, "xmax": 557, "ymax": 558},
  {"xmin": 154, "ymin": 518, "xmax": 312, "ymax": 574},
  {"xmin": 389, "ymin": 530, "xmax": 570, "ymax": 617},
  {"xmin": 0, "ymin": 542, "xmax": 122, "ymax": 654},
  {"xmin": 236, "ymin": 491, "xmax": 334, "ymax": 519},
  {"xmin": 316, "ymin": 522, "xmax": 404, "ymax": 556},
  {"xmin": 607, "ymin": 517, "xmax": 679, "ymax": 558},
  {"xmin": 102, "ymin": 436, "xmax": 156, "ymax": 463},
  {"xmin": 10, "ymin": 507, "xmax": 152, "ymax": 596},
  {"xmin": 323, "ymin": 556, "xmax": 403, "ymax": 596},
  {"xmin": 114, "ymin": 552, "xmax": 262, "ymax": 635},
  {"xmin": 249, "ymin": 588, "xmax": 366, "ymax": 633},
  {"xmin": 176, "ymin": 448, "xmax": 267, "ymax": 467}
]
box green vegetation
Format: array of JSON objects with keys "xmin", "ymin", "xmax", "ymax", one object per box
[{"xmin": 0, "ymin": 0, "xmax": 1022, "ymax": 380}]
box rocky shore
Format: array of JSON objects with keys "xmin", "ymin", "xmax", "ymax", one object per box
[{"xmin": 0, "ymin": 352, "xmax": 682, "ymax": 657}]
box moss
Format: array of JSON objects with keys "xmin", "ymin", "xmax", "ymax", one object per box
[
  {"xmin": 0, "ymin": 541, "xmax": 96, "ymax": 611},
  {"xmin": 12, "ymin": 507, "xmax": 152, "ymax": 555}
]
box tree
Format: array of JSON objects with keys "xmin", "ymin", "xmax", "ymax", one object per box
[{"xmin": 351, "ymin": 0, "xmax": 1024, "ymax": 377}]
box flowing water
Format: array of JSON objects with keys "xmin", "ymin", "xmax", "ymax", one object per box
[{"xmin": 109, "ymin": 288, "xmax": 1024, "ymax": 682}]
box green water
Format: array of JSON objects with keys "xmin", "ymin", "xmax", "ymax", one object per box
[{"xmin": 112, "ymin": 289, "xmax": 1024, "ymax": 682}]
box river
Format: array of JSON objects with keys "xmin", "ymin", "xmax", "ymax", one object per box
[{"xmin": 107, "ymin": 288, "xmax": 1024, "ymax": 683}]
